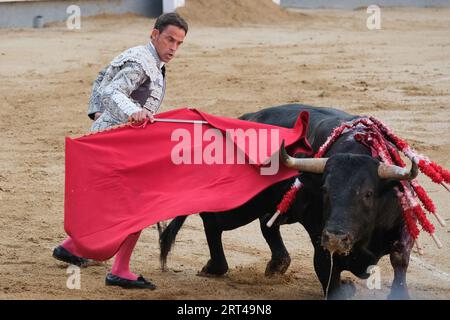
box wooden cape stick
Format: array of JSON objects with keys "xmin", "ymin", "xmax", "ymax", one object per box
[{"xmin": 153, "ymin": 118, "xmax": 209, "ymax": 125}]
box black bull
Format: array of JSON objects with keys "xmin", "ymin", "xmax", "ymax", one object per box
[{"xmin": 160, "ymin": 104, "xmax": 417, "ymax": 299}]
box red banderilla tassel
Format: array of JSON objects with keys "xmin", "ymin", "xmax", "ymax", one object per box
[{"xmin": 266, "ymin": 178, "xmax": 302, "ymax": 228}]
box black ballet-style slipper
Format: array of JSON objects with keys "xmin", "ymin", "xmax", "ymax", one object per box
[
  {"xmin": 105, "ymin": 273, "xmax": 157, "ymax": 290},
  {"xmin": 52, "ymin": 245, "xmax": 90, "ymax": 267}
]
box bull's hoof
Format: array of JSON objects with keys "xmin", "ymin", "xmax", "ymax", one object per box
[
  {"xmin": 264, "ymin": 255, "xmax": 291, "ymax": 277},
  {"xmin": 327, "ymin": 279, "xmax": 356, "ymax": 300},
  {"xmin": 388, "ymin": 288, "xmax": 410, "ymax": 300},
  {"xmin": 197, "ymin": 260, "xmax": 228, "ymax": 277}
]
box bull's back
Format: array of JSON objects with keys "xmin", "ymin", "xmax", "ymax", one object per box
[{"xmin": 240, "ymin": 104, "xmax": 358, "ymax": 151}]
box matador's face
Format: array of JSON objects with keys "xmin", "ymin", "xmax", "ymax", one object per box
[{"xmin": 151, "ymin": 25, "xmax": 186, "ymax": 63}]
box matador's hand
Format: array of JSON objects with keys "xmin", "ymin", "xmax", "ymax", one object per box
[{"xmin": 129, "ymin": 108, "xmax": 155, "ymax": 123}]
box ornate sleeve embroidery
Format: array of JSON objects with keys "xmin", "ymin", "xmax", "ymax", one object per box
[
  {"xmin": 87, "ymin": 68, "xmax": 106, "ymax": 119},
  {"xmin": 101, "ymin": 62, "xmax": 149, "ymax": 117}
]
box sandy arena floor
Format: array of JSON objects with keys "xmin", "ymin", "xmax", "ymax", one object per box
[{"xmin": 0, "ymin": 2, "xmax": 449, "ymax": 299}]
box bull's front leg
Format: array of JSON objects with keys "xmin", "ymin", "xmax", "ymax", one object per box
[
  {"xmin": 197, "ymin": 216, "xmax": 229, "ymax": 277},
  {"xmin": 259, "ymin": 217, "xmax": 291, "ymax": 276},
  {"xmin": 388, "ymin": 226, "xmax": 414, "ymax": 300},
  {"xmin": 313, "ymin": 245, "xmax": 356, "ymax": 300}
]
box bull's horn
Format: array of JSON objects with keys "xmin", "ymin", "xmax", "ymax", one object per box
[
  {"xmin": 280, "ymin": 140, "xmax": 328, "ymax": 174},
  {"xmin": 378, "ymin": 161, "xmax": 418, "ymax": 180}
]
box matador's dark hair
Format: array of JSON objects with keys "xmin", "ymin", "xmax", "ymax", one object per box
[{"xmin": 154, "ymin": 12, "xmax": 188, "ymax": 35}]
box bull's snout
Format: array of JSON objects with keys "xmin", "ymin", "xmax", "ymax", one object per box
[{"xmin": 321, "ymin": 229, "xmax": 354, "ymax": 255}]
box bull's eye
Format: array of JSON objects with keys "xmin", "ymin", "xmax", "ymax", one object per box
[{"xmin": 365, "ymin": 191, "xmax": 374, "ymax": 198}]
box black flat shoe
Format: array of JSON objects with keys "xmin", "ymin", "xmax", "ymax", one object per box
[
  {"xmin": 105, "ymin": 273, "xmax": 157, "ymax": 290},
  {"xmin": 52, "ymin": 245, "xmax": 90, "ymax": 267}
]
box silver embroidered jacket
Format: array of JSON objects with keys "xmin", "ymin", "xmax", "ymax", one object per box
[{"xmin": 88, "ymin": 43, "xmax": 166, "ymax": 131}]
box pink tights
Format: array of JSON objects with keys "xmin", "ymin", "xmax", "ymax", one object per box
[{"xmin": 61, "ymin": 231, "xmax": 141, "ymax": 281}]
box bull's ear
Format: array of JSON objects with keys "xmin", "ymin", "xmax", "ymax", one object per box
[{"xmin": 378, "ymin": 179, "xmax": 401, "ymax": 196}]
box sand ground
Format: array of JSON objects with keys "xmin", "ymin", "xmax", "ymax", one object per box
[{"xmin": 0, "ymin": 6, "xmax": 449, "ymax": 299}]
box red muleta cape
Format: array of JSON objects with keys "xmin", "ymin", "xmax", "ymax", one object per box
[{"xmin": 65, "ymin": 108, "xmax": 312, "ymax": 260}]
